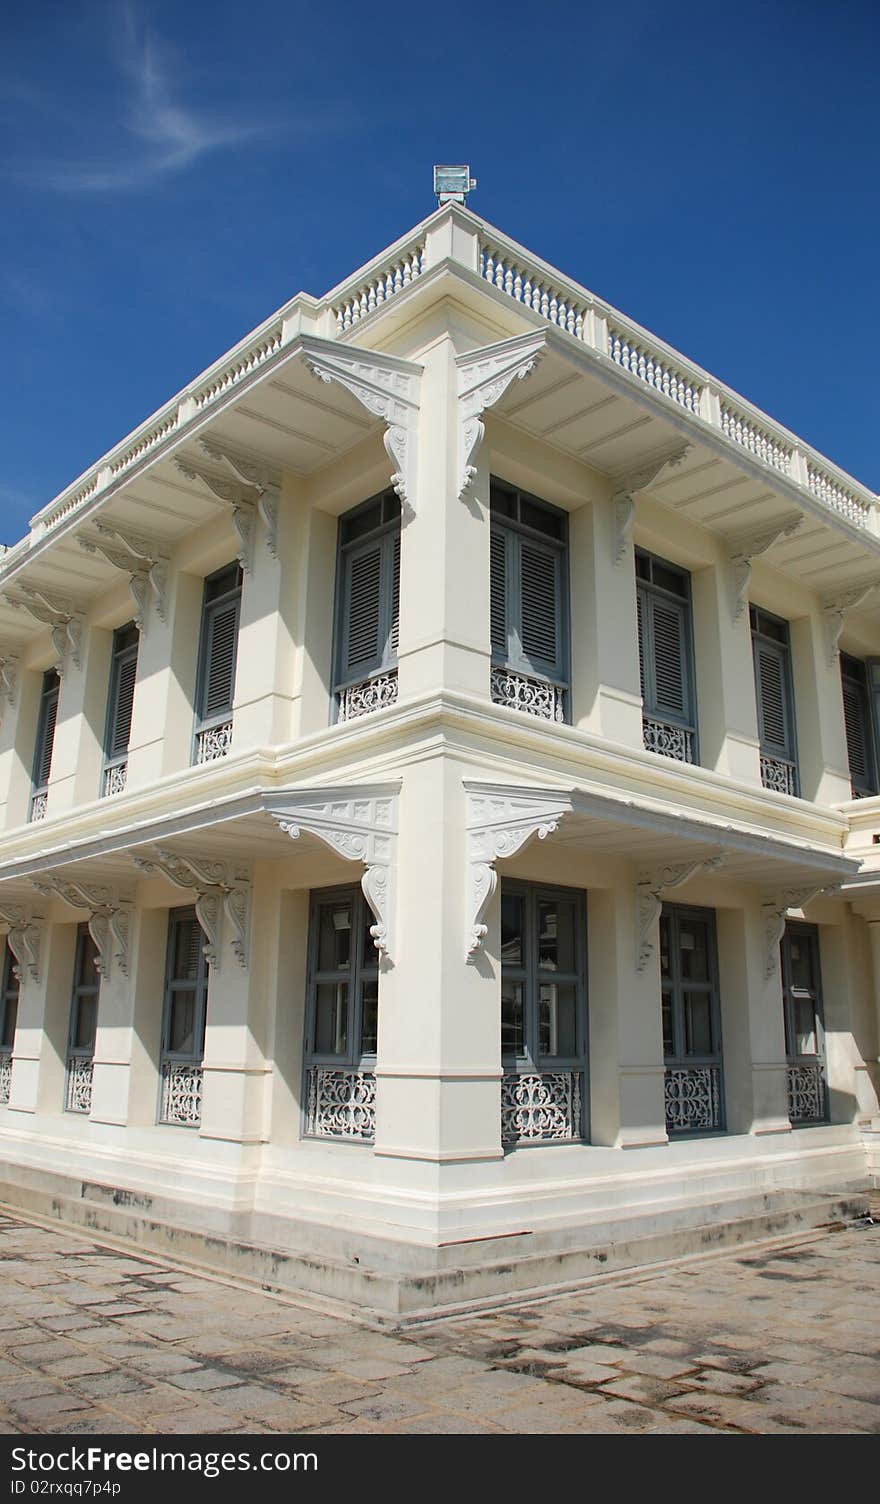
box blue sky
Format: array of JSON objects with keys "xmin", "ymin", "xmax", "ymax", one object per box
[{"xmin": 1, "ymin": 0, "xmax": 877, "ymax": 544}]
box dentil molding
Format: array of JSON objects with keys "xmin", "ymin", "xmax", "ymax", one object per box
[
  {"xmin": 636, "ymin": 856, "xmax": 724, "ymax": 972},
  {"xmin": 132, "ymin": 850, "xmax": 250, "ymax": 971},
  {"xmin": 456, "ymin": 331, "xmax": 547, "ymax": 501},
  {"xmin": 465, "ymin": 783, "xmax": 572, "ymax": 958},
  {"xmin": 29, "ymin": 876, "xmax": 132, "ymax": 980}
]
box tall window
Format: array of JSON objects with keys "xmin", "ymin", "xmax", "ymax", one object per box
[
  {"xmin": 333, "ymin": 490, "xmax": 400, "ymax": 722},
  {"xmin": 159, "ymin": 908, "xmax": 209, "ymax": 1127},
  {"xmin": 303, "ymin": 887, "xmax": 378, "ymax": 1142},
  {"xmin": 840, "ymin": 653, "xmax": 879, "ymax": 798},
  {"xmin": 65, "ymin": 925, "xmax": 100, "ymax": 1115},
  {"xmin": 103, "ymin": 622, "xmax": 138, "ymax": 797},
  {"xmin": 660, "ymin": 904, "xmax": 725, "ymax": 1135},
  {"xmin": 0, "ymin": 943, "xmax": 19, "ymax": 1106},
  {"xmin": 490, "ymin": 479, "xmax": 569, "ymax": 724},
  {"xmin": 30, "ymin": 669, "xmax": 59, "ymax": 822},
  {"xmin": 193, "ymin": 563, "xmax": 242, "ymax": 765},
  {"xmin": 751, "ymin": 605, "xmax": 798, "ymax": 796},
  {"xmin": 636, "ymin": 550, "xmax": 698, "ymax": 764},
  {"xmin": 500, "ymin": 881, "xmax": 587, "ymax": 1146},
  {"xmin": 780, "ymin": 922, "xmax": 828, "ymax": 1126}
]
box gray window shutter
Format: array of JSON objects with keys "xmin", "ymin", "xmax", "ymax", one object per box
[
  {"xmin": 202, "ymin": 598, "xmax": 240, "ymax": 719},
  {"xmin": 490, "ymin": 529, "xmax": 508, "ymax": 655},
  {"xmin": 842, "ymin": 676, "xmax": 869, "ymax": 784},
  {"xmin": 519, "ymin": 541, "xmax": 559, "ymax": 673},
  {"xmin": 344, "ymin": 542, "xmax": 383, "ymax": 676},
  {"xmin": 389, "ymin": 531, "xmax": 400, "ymax": 655},
  {"xmin": 867, "ymin": 659, "xmax": 880, "ymax": 773},
  {"xmin": 754, "ymin": 641, "xmax": 790, "ymax": 755},
  {"xmin": 650, "ymin": 598, "xmax": 688, "ymax": 719},
  {"xmin": 636, "ymin": 589, "xmax": 646, "ymax": 701},
  {"xmin": 34, "ymin": 677, "xmax": 59, "ymax": 788},
  {"xmin": 107, "ymin": 649, "xmax": 138, "ymax": 759}
]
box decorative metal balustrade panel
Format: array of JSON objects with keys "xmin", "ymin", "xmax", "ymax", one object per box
[
  {"xmin": 65, "ymin": 1056, "xmax": 93, "ymax": 1114},
  {"xmin": 30, "ymin": 792, "xmax": 48, "ymax": 823},
  {"xmin": 760, "ymin": 755, "xmax": 798, "ymax": 796},
  {"xmin": 665, "ymin": 1066, "xmax": 723, "ymax": 1134},
  {"xmin": 0, "ymin": 1051, "xmax": 11, "ymax": 1105},
  {"xmin": 787, "ymin": 1062, "xmax": 827, "ymax": 1125},
  {"xmin": 195, "ymin": 721, "xmax": 233, "ymax": 764},
  {"xmin": 501, "ymin": 1071, "xmax": 584, "ymax": 1145},
  {"xmin": 103, "ymin": 762, "xmax": 128, "ymax": 797},
  {"xmin": 160, "ymin": 1062, "xmax": 203, "ymax": 1127},
  {"xmin": 337, "ymin": 672, "xmax": 398, "ymax": 723},
  {"xmin": 305, "ymin": 1067, "xmax": 376, "ymax": 1142},
  {"xmin": 490, "ymin": 668, "xmax": 565, "ymax": 724},
  {"xmin": 643, "ymin": 716, "xmax": 695, "ymax": 763}
]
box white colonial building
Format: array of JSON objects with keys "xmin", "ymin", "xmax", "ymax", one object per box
[{"xmin": 0, "ymin": 176, "xmax": 878, "ymax": 1317}]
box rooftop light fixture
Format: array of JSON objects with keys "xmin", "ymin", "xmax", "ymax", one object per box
[{"xmin": 433, "ymin": 165, "xmax": 477, "ymax": 206}]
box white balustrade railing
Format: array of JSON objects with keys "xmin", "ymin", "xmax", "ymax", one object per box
[
  {"xmin": 192, "ymin": 323, "xmax": 284, "ymax": 410},
  {"xmin": 333, "ymin": 244, "xmax": 426, "ymax": 332},
  {"xmin": 109, "ymin": 411, "xmax": 179, "ymax": 479},
  {"xmin": 480, "ymin": 241, "xmax": 589, "ymax": 337},
  {"xmin": 160, "ymin": 1061, "xmax": 203, "ymax": 1126},
  {"xmin": 490, "ymin": 668, "xmax": 566, "ymax": 723},
  {"xmin": 665, "ymin": 1065, "xmax": 723, "ymax": 1134},
  {"xmin": 337, "ymin": 671, "xmax": 399, "ymax": 722},
  {"xmin": 0, "ymin": 1050, "xmax": 12, "ymax": 1105},
  {"xmin": 305, "ymin": 1067, "xmax": 376, "ymax": 1142},
  {"xmin": 720, "ymin": 402, "xmax": 792, "ymax": 474},
  {"xmin": 806, "ymin": 462, "xmax": 872, "ymax": 527},
  {"xmin": 607, "ymin": 325, "xmax": 703, "ymax": 414},
  {"xmin": 65, "ymin": 1055, "xmax": 93, "ymax": 1114},
  {"xmin": 501, "ymin": 1071, "xmax": 584, "ymax": 1145}
]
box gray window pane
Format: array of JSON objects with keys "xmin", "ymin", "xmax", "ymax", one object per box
[
  {"xmin": 794, "ymin": 996, "xmax": 817, "ymax": 1056},
  {"xmin": 318, "ymin": 903, "xmax": 352, "ymax": 973},
  {"xmin": 685, "ymin": 994, "xmax": 713, "ymax": 1057},
  {"xmin": 539, "ymin": 983, "xmax": 577, "ymax": 1058},
  {"xmin": 501, "ymin": 981, "xmax": 524, "ymax": 1057},
  {"xmin": 501, "ymin": 894, "xmax": 524, "ymax": 966},
  {"xmin": 315, "ymin": 982, "xmax": 349, "ymax": 1056},
  {"xmin": 679, "ymin": 922, "xmax": 709, "ymax": 983},
  {"xmin": 361, "ymin": 979, "xmax": 378, "ymax": 1056},
  {"xmin": 538, "ymin": 899, "xmax": 576, "ymax": 974},
  {"xmin": 169, "ymin": 992, "xmax": 196, "ymax": 1054}
]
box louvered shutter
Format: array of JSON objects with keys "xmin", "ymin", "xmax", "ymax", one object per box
[
  {"xmin": 344, "ymin": 543, "xmax": 383, "ymax": 676},
  {"xmin": 34, "ymin": 679, "xmax": 59, "ymax": 788},
  {"xmin": 650, "ymin": 598, "xmax": 687, "ymax": 719},
  {"xmin": 490, "ymin": 529, "xmax": 508, "ymax": 655},
  {"xmin": 108, "ymin": 649, "xmax": 137, "ymax": 759},
  {"xmin": 867, "ymin": 660, "xmax": 880, "ymax": 776},
  {"xmin": 636, "ymin": 589, "xmax": 646, "ymax": 701},
  {"xmin": 389, "ymin": 531, "xmax": 400, "ymax": 655},
  {"xmin": 519, "ymin": 541, "xmax": 559, "ymax": 673},
  {"xmin": 842, "ymin": 676, "xmax": 868, "ymax": 784},
  {"xmin": 202, "ymin": 598, "xmax": 239, "ymax": 719},
  {"xmin": 754, "ymin": 642, "xmax": 790, "ymax": 755}
]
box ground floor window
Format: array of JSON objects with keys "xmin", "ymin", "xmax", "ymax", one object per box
[
  {"xmin": 0, "ymin": 943, "xmax": 19, "ymax": 1105},
  {"xmin": 65, "ymin": 925, "xmax": 100, "ymax": 1114},
  {"xmin": 781, "ymin": 922, "xmax": 828, "ymax": 1125},
  {"xmin": 303, "ymin": 886, "xmax": 378, "ymax": 1143},
  {"xmin": 660, "ymin": 904, "xmax": 725, "ymax": 1135},
  {"xmin": 159, "ymin": 907, "xmax": 209, "ymax": 1128},
  {"xmin": 500, "ymin": 880, "xmax": 587, "ymax": 1146}
]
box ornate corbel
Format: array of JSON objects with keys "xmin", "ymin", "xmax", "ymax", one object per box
[
  {"xmin": 29, "ymin": 876, "xmax": 133, "ymax": 979},
  {"xmin": 0, "ymin": 904, "xmax": 43, "ymax": 984},
  {"xmin": 456, "ymin": 332, "xmax": 547, "ymax": 500},
  {"xmin": 132, "ymin": 849, "xmax": 250, "ymax": 971},
  {"xmin": 635, "ymin": 856, "xmax": 724, "ymax": 971},
  {"xmin": 727, "ymin": 514, "xmax": 803, "ymax": 623},
  {"xmin": 198, "ymin": 441, "xmax": 281, "ymax": 560},
  {"xmin": 299, "ymin": 337, "xmax": 421, "ymax": 521},
  {"xmin": 821, "ymin": 581, "xmax": 880, "ymax": 666},
  {"xmin": 268, "ymin": 786, "xmax": 398, "ymax": 960},
  {"xmin": 78, "ymin": 523, "xmax": 169, "ymax": 633},
  {"xmin": 610, "ymin": 446, "xmax": 691, "ymax": 565},
  {"xmin": 2, "ymin": 588, "xmax": 83, "ymax": 674},
  {"xmin": 465, "ymin": 784, "xmax": 573, "ymax": 957},
  {"xmin": 173, "ymin": 458, "xmax": 257, "ymax": 573},
  {"xmin": 0, "ymin": 654, "xmax": 18, "ymax": 714},
  {"xmin": 760, "ymin": 883, "xmax": 839, "ymax": 978}
]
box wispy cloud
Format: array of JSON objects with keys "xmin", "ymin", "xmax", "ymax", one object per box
[{"xmin": 11, "ymin": 2, "xmax": 267, "ymax": 193}]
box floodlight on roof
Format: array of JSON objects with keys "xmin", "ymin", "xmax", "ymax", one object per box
[{"xmin": 433, "ymin": 165, "xmax": 477, "ymax": 206}]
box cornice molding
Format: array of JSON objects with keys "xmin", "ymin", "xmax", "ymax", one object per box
[
  {"xmin": 610, "ymin": 445, "xmax": 691, "ymax": 565},
  {"xmin": 29, "ymin": 875, "xmax": 133, "ymax": 979},
  {"xmin": 132, "ymin": 849, "xmax": 250, "ymax": 971},
  {"xmin": 465, "ymin": 783, "xmax": 572, "ymax": 957},
  {"xmin": 728, "ymin": 514, "xmax": 803, "ymax": 623},
  {"xmin": 635, "ymin": 856, "xmax": 724, "ymax": 971},
  {"xmin": 821, "ymin": 581, "xmax": 880, "ymax": 666},
  {"xmin": 299, "ymin": 337, "xmax": 420, "ymax": 521},
  {"xmin": 456, "ymin": 331, "xmax": 547, "ymax": 501},
  {"xmin": 0, "ymin": 903, "xmax": 43, "ymax": 983}
]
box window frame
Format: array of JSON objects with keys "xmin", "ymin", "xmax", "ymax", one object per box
[
  {"xmin": 30, "ymin": 668, "xmax": 60, "ymax": 819},
  {"xmin": 192, "ymin": 562, "xmax": 242, "ymax": 761},
  {"xmin": 159, "ymin": 906, "xmax": 210, "ymax": 1071},
  {"xmin": 780, "ymin": 920, "xmax": 828, "ymax": 1125},
  {"xmin": 303, "ymin": 884, "xmax": 379, "ymax": 1077},
  {"xmin": 102, "ymin": 621, "xmax": 139, "ymax": 795},
  {"xmin": 660, "ymin": 902, "xmax": 725, "ymax": 1136},
  {"xmin": 331, "ymin": 489, "xmax": 401, "ymax": 715},
  {"xmin": 0, "ymin": 943, "xmax": 19, "ymax": 1052},
  {"xmin": 635, "ymin": 547, "xmax": 699, "ymax": 763},
  {"xmin": 64, "ymin": 923, "xmax": 101, "ymax": 1112},
  {"xmin": 750, "ymin": 603, "xmax": 799, "ymax": 795},
  {"xmin": 489, "ymin": 477, "xmax": 571, "ymax": 714},
  {"xmin": 840, "ymin": 652, "xmax": 879, "ymax": 797}
]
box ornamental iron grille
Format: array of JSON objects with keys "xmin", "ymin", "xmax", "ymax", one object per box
[
  {"xmin": 840, "ymin": 653, "xmax": 880, "ymax": 799},
  {"xmin": 0, "ymin": 942, "xmax": 19, "ymax": 1104},
  {"xmin": 751, "ymin": 606, "xmax": 799, "ymax": 797},
  {"xmin": 780, "ymin": 921, "xmax": 828, "ymax": 1126},
  {"xmin": 500, "ymin": 880, "xmax": 588, "ymax": 1146},
  {"xmin": 660, "ymin": 904, "xmax": 725, "ymax": 1135},
  {"xmin": 158, "ymin": 908, "xmax": 209, "ymax": 1127},
  {"xmin": 636, "ymin": 550, "xmax": 698, "ymax": 765},
  {"xmin": 30, "ymin": 669, "xmax": 59, "ymax": 823},
  {"xmin": 332, "ymin": 491, "xmax": 400, "ymax": 725},
  {"xmin": 64, "ymin": 925, "xmax": 100, "ymax": 1115},
  {"xmin": 102, "ymin": 621, "xmax": 138, "ymax": 798},
  {"xmin": 489, "ymin": 480, "xmax": 570, "ymax": 726},
  {"xmin": 192, "ymin": 562, "xmax": 241, "ymax": 766},
  {"xmin": 0, "ymin": 1052, "xmax": 11, "ymax": 1106},
  {"xmin": 303, "ymin": 887, "xmax": 378, "ymax": 1143}
]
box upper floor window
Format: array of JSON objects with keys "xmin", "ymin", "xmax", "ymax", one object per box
[
  {"xmin": 751, "ymin": 605, "xmax": 798, "ymax": 796},
  {"xmin": 103, "ymin": 622, "xmax": 138, "ymax": 798},
  {"xmin": 636, "ymin": 550, "xmax": 697, "ymax": 764},
  {"xmin": 840, "ymin": 653, "xmax": 879, "ymax": 798},
  {"xmin": 193, "ymin": 563, "xmax": 241, "ymax": 765},
  {"xmin": 303, "ymin": 886, "xmax": 378, "ymax": 1143},
  {"xmin": 30, "ymin": 669, "xmax": 59, "ymax": 823},
  {"xmin": 500, "ymin": 880, "xmax": 587, "ymax": 1146},
  {"xmin": 159, "ymin": 907, "xmax": 209, "ymax": 1128},
  {"xmin": 333, "ymin": 490, "xmax": 400, "ymax": 723},
  {"xmin": 0, "ymin": 944, "xmax": 19, "ymax": 1106},
  {"xmin": 65, "ymin": 925, "xmax": 100, "ymax": 1115},
  {"xmin": 490, "ymin": 479, "xmax": 569, "ymax": 724}
]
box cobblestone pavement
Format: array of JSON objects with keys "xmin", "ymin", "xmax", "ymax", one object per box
[{"xmin": 0, "ymin": 1211, "xmax": 878, "ymax": 1435}]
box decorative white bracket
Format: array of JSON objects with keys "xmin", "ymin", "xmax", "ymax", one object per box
[
  {"xmin": 2, "ymin": 588, "xmax": 83, "ymax": 675},
  {"xmin": 132, "ymin": 849, "xmax": 250, "ymax": 971},
  {"xmin": 465, "ymin": 783, "xmax": 572, "ymax": 958},
  {"xmin": 760, "ymin": 883, "xmax": 839, "ymax": 978},
  {"xmin": 0, "ymin": 654, "xmax": 18, "ymax": 717},
  {"xmin": 173, "ymin": 458, "xmax": 257, "ymax": 573},
  {"xmin": 197, "ymin": 440, "xmax": 281, "ymax": 560},
  {"xmin": 268, "ymin": 786, "xmax": 398, "ymax": 960},
  {"xmin": 821, "ymin": 581, "xmax": 880, "ymax": 666},
  {"xmin": 79, "ymin": 523, "xmax": 169, "ymax": 633},
  {"xmin": 728, "ymin": 514, "xmax": 803, "ymax": 623},
  {"xmin": 0, "ymin": 904, "xmax": 44, "ymax": 984},
  {"xmin": 610, "ymin": 446, "xmax": 691, "ymax": 565},
  {"xmin": 300, "ymin": 337, "xmax": 421, "ymax": 521},
  {"xmin": 456, "ymin": 332, "xmax": 547, "ymax": 500},
  {"xmin": 636, "ymin": 856, "xmax": 724, "ymax": 971},
  {"xmin": 29, "ymin": 876, "xmax": 133, "ymax": 980}
]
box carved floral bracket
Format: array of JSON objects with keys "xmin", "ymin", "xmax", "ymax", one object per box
[
  {"xmin": 760, "ymin": 884, "xmax": 839, "ymax": 978},
  {"xmin": 29, "ymin": 876, "xmax": 132, "ymax": 980},
  {"xmin": 456, "ymin": 331, "xmax": 547, "ymax": 500},
  {"xmin": 78, "ymin": 523, "xmax": 168, "ymax": 634},
  {"xmin": 465, "ymin": 783, "xmax": 572, "ymax": 958},
  {"xmin": 728, "ymin": 514, "xmax": 803, "ymax": 623},
  {"xmin": 0, "ymin": 903, "xmax": 44, "ymax": 984},
  {"xmin": 610, "ymin": 446, "xmax": 691, "ymax": 565},
  {"xmin": 198, "ymin": 440, "xmax": 280, "ymax": 559},
  {"xmin": 132, "ymin": 850, "xmax": 250, "ymax": 971},
  {"xmin": 2, "ymin": 588, "xmax": 83, "ymax": 675},
  {"xmin": 636, "ymin": 856, "xmax": 725, "ymax": 971},
  {"xmin": 821, "ymin": 581, "xmax": 880, "ymax": 666},
  {"xmin": 173, "ymin": 458, "xmax": 259, "ymax": 573}
]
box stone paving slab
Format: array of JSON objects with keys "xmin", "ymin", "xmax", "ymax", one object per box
[{"xmin": 0, "ymin": 1210, "xmax": 878, "ymax": 1434}]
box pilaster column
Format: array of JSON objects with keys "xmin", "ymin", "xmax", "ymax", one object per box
[
  {"xmin": 6, "ymin": 917, "xmax": 74, "ymax": 1119},
  {"xmin": 691, "ymin": 563, "xmax": 762, "ymax": 785},
  {"xmin": 45, "ymin": 627, "xmax": 112, "ymax": 815},
  {"xmin": 569, "ymin": 492, "xmax": 643, "ymax": 746},
  {"xmin": 0, "ymin": 659, "xmax": 37, "ymax": 829},
  {"xmin": 719, "ymin": 902, "xmax": 790, "ymax": 1136},
  {"xmin": 790, "ymin": 609, "xmax": 852, "ymax": 804},
  {"xmin": 126, "ymin": 563, "xmax": 202, "ymax": 786}
]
